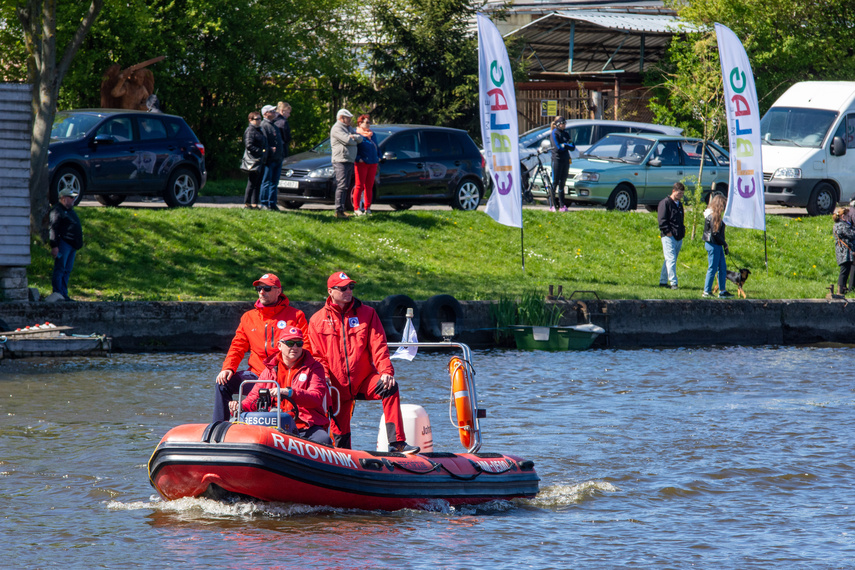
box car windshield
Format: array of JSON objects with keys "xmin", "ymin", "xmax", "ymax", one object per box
[
  {"xmin": 311, "ymin": 129, "xmax": 392, "ymax": 154},
  {"xmin": 583, "ymin": 134, "xmax": 653, "ymax": 164},
  {"xmin": 760, "ymin": 107, "xmax": 838, "ymax": 148},
  {"xmin": 519, "ymin": 126, "xmax": 549, "ymax": 147},
  {"xmin": 51, "ymin": 112, "xmax": 103, "ymax": 141}
]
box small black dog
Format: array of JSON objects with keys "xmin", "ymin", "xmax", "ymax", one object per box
[{"xmin": 713, "ymin": 268, "xmax": 752, "ymax": 299}]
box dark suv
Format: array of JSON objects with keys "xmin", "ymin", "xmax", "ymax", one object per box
[
  {"xmin": 278, "ymin": 125, "xmax": 484, "ymax": 210},
  {"xmin": 49, "ymin": 109, "xmax": 206, "ymax": 207}
]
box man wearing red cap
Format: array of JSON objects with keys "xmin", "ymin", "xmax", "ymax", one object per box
[
  {"xmin": 308, "ymin": 271, "xmax": 419, "ymax": 454},
  {"xmin": 231, "ymin": 326, "xmax": 332, "ymax": 445},
  {"xmin": 213, "ymin": 273, "xmax": 311, "ymax": 422}
]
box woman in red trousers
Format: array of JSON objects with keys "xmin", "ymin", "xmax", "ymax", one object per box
[{"xmin": 353, "ymin": 114, "xmax": 380, "ymax": 215}]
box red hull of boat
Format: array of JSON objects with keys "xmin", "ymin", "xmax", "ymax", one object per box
[{"xmin": 148, "ymin": 422, "xmax": 539, "ymax": 511}]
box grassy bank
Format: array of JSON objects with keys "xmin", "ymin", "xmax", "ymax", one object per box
[{"xmin": 26, "ymin": 206, "xmax": 833, "ymax": 302}]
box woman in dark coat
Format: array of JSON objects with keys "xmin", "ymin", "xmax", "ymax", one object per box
[
  {"xmin": 548, "ymin": 116, "xmax": 575, "ymax": 212},
  {"xmin": 832, "ymin": 207, "xmax": 855, "ymax": 295},
  {"xmin": 243, "ymin": 111, "xmax": 268, "ymax": 208}
]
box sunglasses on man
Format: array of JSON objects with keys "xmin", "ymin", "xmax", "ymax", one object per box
[
  {"xmin": 256, "ymin": 285, "xmax": 273, "ymax": 292},
  {"xmin": 279, "ymin": 340, "xmax": 303, "ymax": 347},
  {"xmin": 331, "ymin": 284, "xmax": 355, "ymax": 291}
]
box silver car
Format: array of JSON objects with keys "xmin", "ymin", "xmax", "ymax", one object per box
[{"xmin": 520, "ymin": 120, "xmax": 683, "ymax": 194}]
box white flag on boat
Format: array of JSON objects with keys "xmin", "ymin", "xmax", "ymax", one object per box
[
  {"xmin": 715, "ymin": 22, "xmax": 765, "ymax": 231},
  {"xmin": 391, "ymin": 318, "xmax": 418, "ymax": 361},
  {"xmin": 477, "ymin": 13, "xmax": 522, "ymax": 229}
]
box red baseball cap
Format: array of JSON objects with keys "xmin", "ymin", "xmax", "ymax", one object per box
[
  {"xmin": 253, "ymin": 273, "xmax": 281, "ymax": 288},
  {"xmin": 327, "ymin": 271, "xmax": 355, "ymax": 289},
  {"xmin": 276, "ymin": 326, "xmax": 303, "ymax": 343}
]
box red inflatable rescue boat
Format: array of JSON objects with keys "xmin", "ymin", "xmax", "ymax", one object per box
[{"xmin": 148, "ymin": 335, "xmax": 539, "ymax": 510}]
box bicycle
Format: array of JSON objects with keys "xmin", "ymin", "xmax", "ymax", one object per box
[{"xmin": 522, "ymin": 145, "xmax": 555, "ymax": 207}]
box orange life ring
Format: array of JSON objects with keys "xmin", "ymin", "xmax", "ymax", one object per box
[{"xmin": 449, "ymin": 356, "xmax": 474, "ymax": 449}]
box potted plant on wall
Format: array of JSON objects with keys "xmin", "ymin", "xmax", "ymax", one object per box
[{"xmin": 491, "ymin": 291, "xmax": 604, "ymax": 351}]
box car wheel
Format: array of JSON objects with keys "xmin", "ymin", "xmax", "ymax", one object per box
[
  {"xmin": 281, "ymin": 200, "xmax": 303, "ymax": 209},
  {"xmin": 390, "ymin": 203, "xmax": 412, "ymax": 211},
  {"xmin": 163, "ymin": 168, "xmax": 198, "ymax": 207},
  {"xmin": 451, "ymin": 179, "xmax": 482, "ymax": 211},
  {"xmin": 95, "ymin": 194, "xmax": 126, "ymax": 207},
  {"xmin": 52, "ymin": 166, "xmax": 85, "ymax": 205},
  {"xmin": 806, "ymin": 182, "xmax": 837, "ymax": 216},
  {"xmin": 606, "ymin": 184, "xmax": 637, "ymax": 212}
]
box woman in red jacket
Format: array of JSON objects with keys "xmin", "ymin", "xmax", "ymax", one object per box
[{"xmin": 231, "ymin": 326, "xmax": 332, "ymax": 445}]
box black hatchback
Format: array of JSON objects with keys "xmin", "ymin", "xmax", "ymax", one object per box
[
  {"xmin": 48, "ymin": 109, "xmax": 207, "ymax": 207},
  {"xmin": 277, "ymin": 125, "xmax": 484, "ymax": 210}
]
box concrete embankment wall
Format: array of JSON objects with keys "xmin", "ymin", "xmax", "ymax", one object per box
[{"xmin": 2, "ymin": 299, "xmax": 854, "ymax": 352}]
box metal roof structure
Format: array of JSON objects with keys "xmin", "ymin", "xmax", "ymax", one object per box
[{"xmin": 507, "ymin": 10, "xmax": 700, "ymax": 79}]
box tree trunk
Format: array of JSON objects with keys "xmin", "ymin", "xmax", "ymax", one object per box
[{"xmin": 17, "ymin": 0, "xmax": 104, "ymax": 242}]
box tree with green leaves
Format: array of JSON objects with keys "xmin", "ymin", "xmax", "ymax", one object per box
[
  {"xmin": 355, "ymin": 0, "xmax": 485, "ymax": 133},
  {"xmin": 648, "ymin": 31, "xmax": 725, "ymax": 239},
  {"xmin": 6, "ymin": 0, "xmax": 104, "ymax": 241}
]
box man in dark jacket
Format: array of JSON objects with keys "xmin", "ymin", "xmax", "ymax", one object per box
[
  {"xmin": 260, "ymin": 104, "xmax": 285, "ymax": 210},
  {"xmin": 49, "ymin": 188, "xmax": 84, "ymax": 300},
  {"xmin": 274, "ymin": 102, "xmax": 291, "ymax": 158},
  {"xmin": 657, "ymin": 182, "xmax": 686, "ymax": 289}
]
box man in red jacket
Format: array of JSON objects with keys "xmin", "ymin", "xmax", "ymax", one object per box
[
  {"xmin": 232, "ymin": 326, "xmax": 332, "ymax": 445},
  {"xmin": 212, "ymin": 273, "xmax": 310, "ymax": 422},
  {"xmin": 308, "ymin": 271, "xmax": 419, "ymax": 454}
]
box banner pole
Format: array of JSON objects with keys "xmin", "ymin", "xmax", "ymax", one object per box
[
  {"xmin": 764, "ymin": 229, "xmax": 768, "ymax": 272},
  {"xmin": 521, "ymin": 223, "xmax": 525, "ymax": 272}
]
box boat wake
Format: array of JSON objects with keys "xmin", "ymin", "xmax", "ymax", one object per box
[
  {"xmin": 108, "ymin": 496, "xmax": 339, "ymax": 518},
  {"xmin": 108, "ymin": 495, "xmax": 525, "ymax": 518},
  {"xmin": 527, "ymin": 480, "xmax": 618, "ymax": 508}
]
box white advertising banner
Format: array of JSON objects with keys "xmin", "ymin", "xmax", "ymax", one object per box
[
  {"xmin": 715, "ymin": 23, "xmax": 765, "ymax": 231},
  {"xmin": 478, "ymin": 13, "xmax": 522, "ymax": 228}
]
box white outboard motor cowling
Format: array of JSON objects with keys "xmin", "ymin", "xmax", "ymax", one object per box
[{"xmin": 377, "ymin": 404, "xmax": 433, "ymax": 452}]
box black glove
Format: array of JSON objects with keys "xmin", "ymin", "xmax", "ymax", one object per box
[{"xmin": 372, "ymin": 381, "xmax": 396, "ymax": 399}]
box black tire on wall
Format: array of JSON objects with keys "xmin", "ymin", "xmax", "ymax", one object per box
[
  {"xmin": 376, "ymin": 294, "xmax": 420, "ymax": 341},
  {"xmin": 420, "ymin": 294, "xmax": 463, "ymax": 340},
  {"xmin": 0, "ymin": 318, "xmax": 10, "ymax": 332}
]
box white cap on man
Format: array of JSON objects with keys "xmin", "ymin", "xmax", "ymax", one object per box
[
  {"xmin": 261, "ymin": 104, "xmax": 276, "ymax": 115},
  {"xmin": 337, "ymin": 108, "xmax": 353, "ymax": 118}
]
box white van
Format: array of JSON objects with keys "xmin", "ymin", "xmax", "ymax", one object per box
[{"xmin": 761, "ymin": 81, "xmax": 855, "ymax": 215}]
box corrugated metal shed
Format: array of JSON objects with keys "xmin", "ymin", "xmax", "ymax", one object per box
[
  {"xmin": 0, "ymin": 83, "xmax": 32, "ymax": 267},
  {"xmin": 507, "ymin": 10, "xmax": 700, "ymax": 76}
]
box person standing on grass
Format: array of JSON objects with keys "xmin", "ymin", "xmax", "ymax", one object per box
[
  {"xmin": 274, "ymin": 102, "xmax": 292, "ymax": 158},
  {"xmin": 658, "ymin": 182, "xmax": 685, "ymax": 290},
  {"xmin": 49, "ymin": 188, "xmax": 83, "ymax": 301},
  {"xmin": 212, "ymin": 273, "xmax": 311, "ymax": 422},
  {"xmin": 330, "ymin": 109, "xmax": 362, "ymax": 219},
  {"xmin": 833, "ymin": 207, "xmax": 855, "ymax": 296},
  {"xmin": 353, "ymin": 114, "xmax": 380, "ymax": 216},
  {"xmin": 259, "ymin": 104, "xmax": 285, "ymax": 211},
  {"xmin": 243, "ymin": 111, "xmax": 267, "ymax": 209},
  {"xmin": 702, "ymin": 193, "xmax": 733, "ymax": 298},
  {"xmin": 548, "ymin": 116, "xmax": 575, "ymax": 212}
]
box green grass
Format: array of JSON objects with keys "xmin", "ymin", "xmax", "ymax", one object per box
[{"xmin": 27, "ymin": 207, "xmax": 834, "ymax": 302}]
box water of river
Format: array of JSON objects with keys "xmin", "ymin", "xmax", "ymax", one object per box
[{"xmin": 1, "ymin": 346, "xmax": 853, "ymax": 569}]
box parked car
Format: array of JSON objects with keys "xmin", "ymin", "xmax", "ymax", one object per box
[
  {"xmin": 49, "ymin": 109, "xmax": 207, "ymax": 207},
  {"xmin": 277, "ymin": 125, "xmax": 485, "ymax": 211},
  {"xmin": 518, "ymin": 119, "xmax": 683, "ymax": 194},
  {"xmin": 563, "ymin": 133, "xmax": 730, "ymax": 211},
  {"xmin": 761, "ymin": 81, "xmax": 855, "ymax": 216}
]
